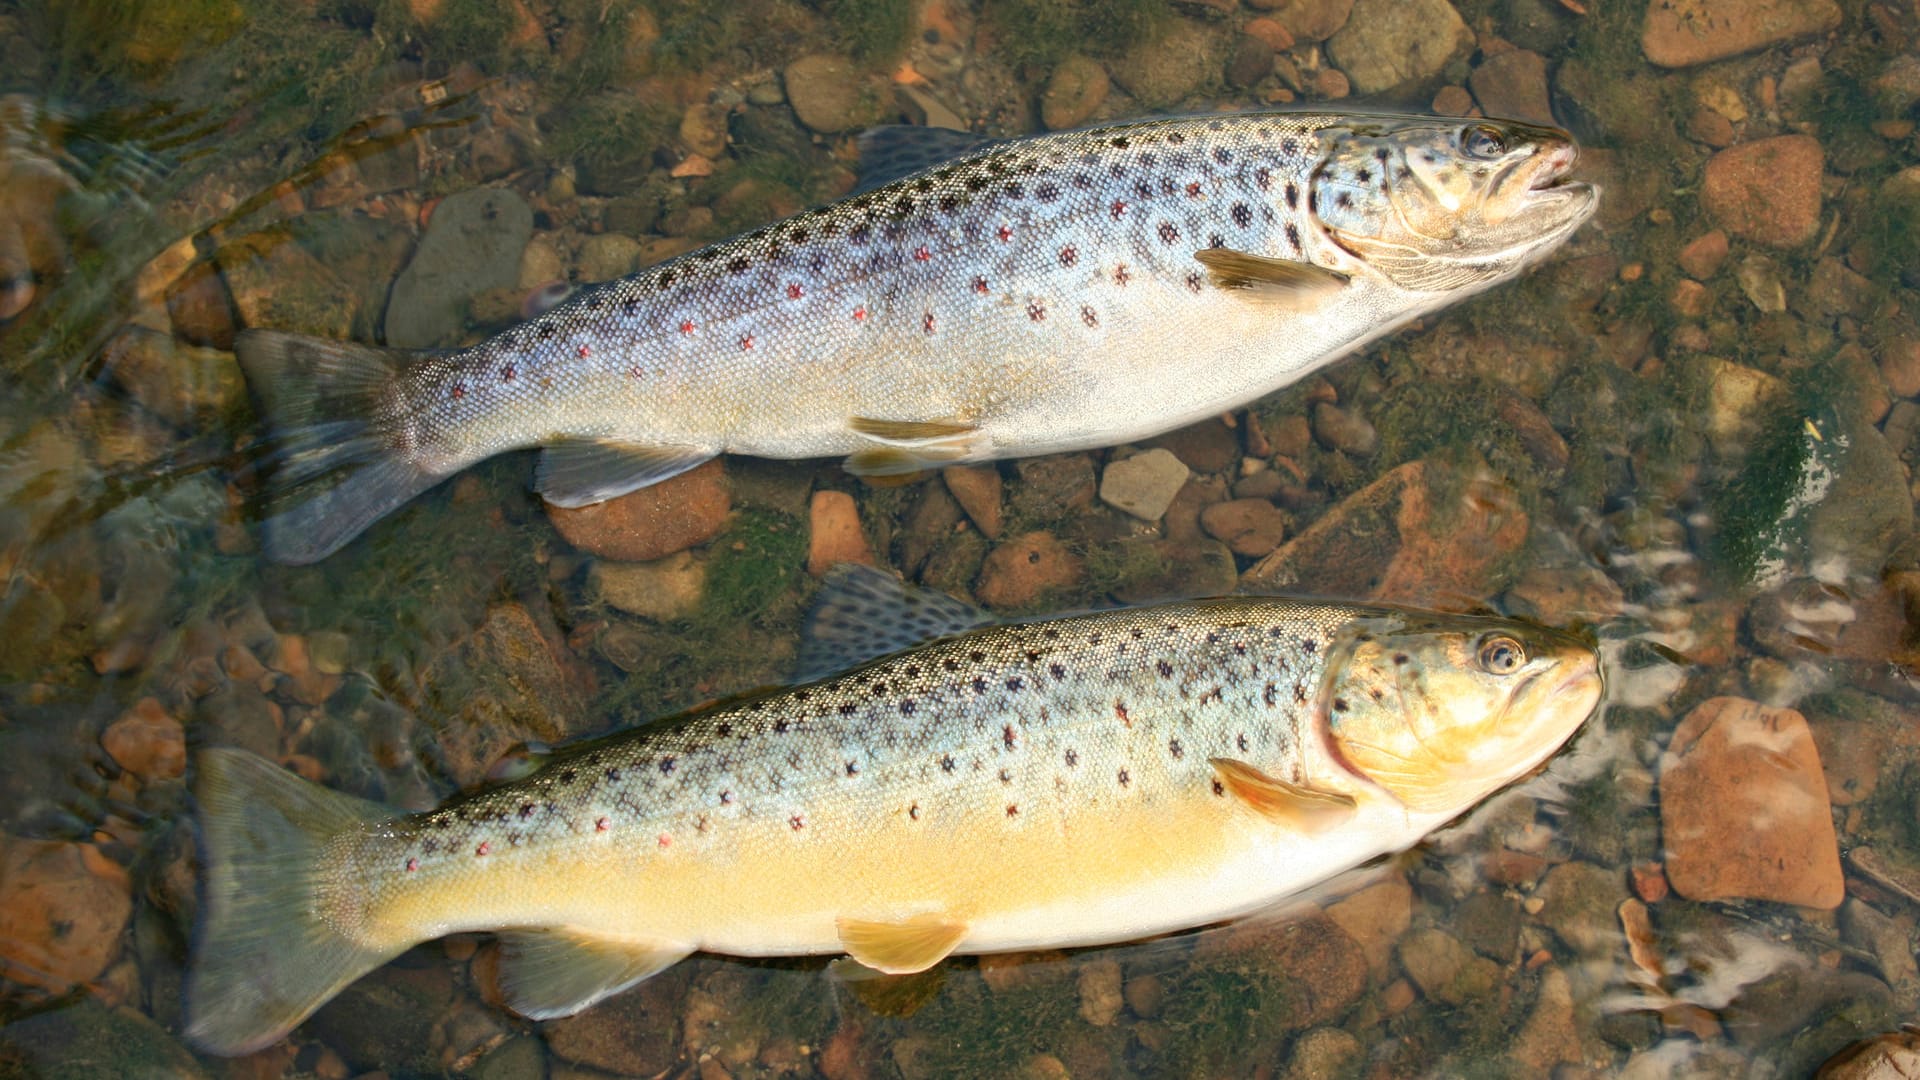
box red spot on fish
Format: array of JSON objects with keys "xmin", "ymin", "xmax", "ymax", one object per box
[
  {"xmin": 501, "ymin": 364, "xmax": 515, "ymax": 381},
  {"xmin": 972, "ymin": 276, "xmax": 989, "ymax": 294},
  {"xmin": 1186, "ymin": 181, "xmax": 1202, "ymax": 198},
  {"xmin": 923, "ymin": 311, "xmax": 936, "ymax": 334},
  {"xmin": 680, "ymin": 320, "xmax": 695, "ymax": 334},
  {"xmin": 1110, "ymin": 199, "xmax": 1128, "ymax": 219},
  {"xmin": 913, "ymin": 245, "xmax": 932, "ymax": 261},
  {"xmin": 1027, "ymin": 301, "xmax": 1046, "ymax": 321},
  {"xmin": 787, "ymin": 283, "xmax": 804, "ymax": 299},
  {"xmin": 790, "ymin": 814, "xmax": 806, "ymax": 830},
  {"xmin": 1115, "ymin": 702, "xmax": 1131, "ymax": 727},
  {"xmin": 1114, "ymin": 264, "xmax": 1132, "ymax": 286},
  {"xmin": 405, "ymin": 857, "xmax": 419, "ymax": 872},
  {"xmin": 740, "ymin": 334, "xmax": 754, "ymax": 350},
  {"xmin": 595, "ymin": 817, "xmax": 610, "ymax": 831},
  {"xmin": 658, "ymin": 833, "xmax": 672, "ymax": 848},
  {"xmin": 450, "ymin": 383, "xmax": 465, "ymax": 400},
  {"xmin": 1059, "ymin": 245, "xmax": 1077, "ymax": 267},
  {"xmin": 997, "ymin": 225, "xmax": 1013, "ymax": 242},
  {"xmin": 475, "ymin": 841, "xmax": 491, "ymax": 856},
  {"xmin": 628, "ymin": 365, "xmax": 642, "ymax": 378},
  {"xmin": 852, "ymin": 306, "xmax": 867, "ymax": 322},
  {"xmin": 577, "ymin": 344, "xmax": 590, "ymax": 358}
]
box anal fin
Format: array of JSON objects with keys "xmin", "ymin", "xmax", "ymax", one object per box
[
  {"xmin": 536, "ymin": 440, "xmax": 715, "ymax": 508},
  {"xmin": 843, "ymin": 417, "xmax": 982, "ymax": 477},
  {"xmin": 495, "ymin": 928, "xmax": 694, "ymax": 1020},
  {"xmin": 836, "ymin": 914, "xmax": 968, "ymax": 975},
  {"xmin": 1209, "ymin": 758, "xmax": 1356, "ymax": 831}
]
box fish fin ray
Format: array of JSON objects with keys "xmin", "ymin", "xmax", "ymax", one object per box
[
  {"xmin": 495, "ymin": 928, "xmax": 694, "ymax": 1020},
  {"xmin": 847, "ymin": 416, "xmax": 979, "ymax": 444},
  {"xmin": 855, "ymin": 126, "xmax": 1006, "ymax": 194},
  {"xmin": 1193, "ymin": 248, "xmax": 1349, "ymax": 306},
  {"xmin": 836, "ymin": 914, "xmax": 968, "ymax": 975},
  {"xmin": 184, "ymin": 749, "xmax": 403, "ymax": 1056},
  {"xmin": 1208, "ymin": 757, "xmax": 1356, "ymax": 831},
  {"xmin": 535, "ymin": 440, "xmax": 715, "ymax": 507},
  {"xmin": 795, "ymin": 564, "xmax": 997, "ymax": 681},
  {"xmin": 843, "ymin": 418, "xmax": 983, "ymax": 477},
  {"xmin": 235, "ymin": 329, "xmax": 442, "ymax": 563}
]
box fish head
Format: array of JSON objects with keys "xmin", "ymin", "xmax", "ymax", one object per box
[
  {"xmin": 1318, "ymin": 613, "xmax": 1601, "ymax": 813},
  {"xmin": 1311, "ymin": 116, "xmax": 1599, "ymax": 292}
]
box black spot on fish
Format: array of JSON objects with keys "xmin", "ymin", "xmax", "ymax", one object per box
[
  {"xmin": 1049, "ymin": 663, "xmax": 1067, "ymax": 679},
  {"xmin": 1238, "ymin": 733, "xmax": 1250, "ymax": 752},
  {"xmin": 1256, "ymin": 167, "xmax": 1272, "ymax": 191},
  {"xmin": 1303, "ymin": 640, "xmax": 1317, "ymax": 654},
  {"xmin": 1212, "ymin": 779, "xmax": 1226, "ymax": 797},
  {"xmin": 973, "ymin": 677, "xmax": 989, "ymax": 694},
  {"xmin": 941, "ymin": 754, "xmax": 956, "ymax": 772},
  {"xmin": 1231, "ymin": 202, "xmax": 1253, "ymax": 228},
  {"xmin": 1158, "ymin": 221, "xmax": 1179, "ymax": 244},
  {"xmin": 1332, "ymin": 698, "xmax": 1349, "ymax": 713},
  {"xmin": 1118, "ymin": 768, "xmax": 1131, "ymax": 786},
  {"xmin": 1036, "ymin": 182, "xmax": 1061, "ymax": 201},
  {"xmin": 901, "ymin": 699, "xmax": 916, "ymax": 715},
  {"xmin": 1263, "ymin": 683, "xmax": 1278, "ymax": 707},
  {"xmin": 1284, "ymin": 183, "xmax": 1299, "ymax": 209},
  {"xmin": 1111, "ymin": 136, "xmax": 1130, "ymax": 149},
  {"xmin": 1004, "ymin": 182, "xmax": 1025, "ymax": 199},
  {"xmin": 846, "ymin": 760, "xmax": 859, "ymax": 776},
  {"xmin": 1213, "ymin": 147, "xmax": 1232, "ymax": 165},
  {"xmin": 518, "ymin": 803, "xmax": 535, "ymax": 819},
  {"xmin": 1006, "ymin": 677, "xmax": 1024, "ymax": 691},
  {"xmin": 839, "ymin": 702, "xmax": 857, "ymax": 715},
  {"xmin": 538, "ymin": 323, "xmax": 556, "ymax": 339},
  {"xmin": 1003, "ymin": 723, "xmax": 1018, "ymax": 749},
  {"xmin": 1286, "ymin": 223, "xmax": 1302, "ymax": 251},
  {"xmin": 775, "ymin": 719, "xmax": 790, "ymax": 733},
  {"xmin": 1065, "ymin": 748, "xmax": 1079, "ymax": 766},
  {"xmin": 560, "ymin": 769, "xmax": 577, "ymax": 783},
  {"xmin": 1394, "ymin": 653, "xmax": 1410, "ymax": 665},
  {"xmin": 727, "ymin": 256, "xmax": 750, "ymax": 274}
]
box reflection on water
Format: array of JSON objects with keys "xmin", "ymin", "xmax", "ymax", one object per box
[{"xmin": 2, "ymin": 0, "xmax": 1919, "ymax": 1075}]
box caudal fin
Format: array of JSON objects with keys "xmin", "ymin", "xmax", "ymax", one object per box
[
  {"xmin": 235, "ymin": 330, "xmax": 442, "ymax": 564},
  {"xmin": 185, "ymin": 749, "xmax": 405, "ymax": 1057}
]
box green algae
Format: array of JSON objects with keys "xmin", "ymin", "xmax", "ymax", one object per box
[
  {"xmin": 825, "ymin": 0, "xmax": 917, "ymax": 64},
  {"xmin": 978, "ymin": 0, "xmax": 1167, "ymax": 72}
]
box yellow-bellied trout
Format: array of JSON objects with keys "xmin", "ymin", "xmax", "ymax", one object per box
[
  {"xmin": 185, "ymin": 567, "xmax": 1602, "ymax": 1054},
  {"xmin": 236, "ymin": 111, "xmax": 1598, "ymax": 562}
]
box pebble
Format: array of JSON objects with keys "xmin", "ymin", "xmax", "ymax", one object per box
[
  {"xmin": 592, "ymin": 550, "xmax": 706, "ymax": 620},
  {"xmin": 163, "ymin": 258, "xmax": 237, "ymax": 349},
  {"xmin": 1469, "ymin": 49, "xmax": 1555, "ymax": 126},
  {"xmin": 385, "ymin": 186, "xmax": 533, "ymax": 348},
  {"xmin": 1325, "ymin": 0, "xmax": 1474, "ymax": 95},
  {"xmin": 1642, "ymin": 0, "xmax": 1842, "ymax": 68},
  {"xmin": 1398, "ymin": 927, "xmax": 1499, "ymax": 1005},
  {"xmin": 1098, "ymin": 448, "xmax": 1191, "ymax": 521},
  {"xmin": 1818, "ymin": 1030, "xmax": 1920, "ymax": 1078},
  {"xmin": 1432, "ymin": 84, "xmax": 1477, "ymax": 116},
  {"xmin": 101, "ymin": 697, "xmax": 186, "ymax": 782},
  {"xmin": 679, "ymin": 103, "xmax": 728, "ymax": 159},
  {"xmin": 1041, "ymin": 55, "xmax": 1109, "ymax": 131},
  {"xmin": 576, "ymin": 233, "xmax": 641, "ymax": 282},
  {"xmin": 1324, "ymin": 873, "xmax": 1412, "ymax": 975},
  {"xmin": 1244, "ymin": 17, "xmax": 1296, "ymax": 51},
  {"xmin": 1311, "ymin": 67, "xmax": 1351, "ymax": 99},
  {"xmin": 1677, "ymin": 229, "xmax": 1730, "ymax": 278},
  {"xmin": 1535, "ymin": 860, "xmax": 1623, "ymax": 956},
  {"xmin": 1282, "ymin": 1028, "xmax": 1362, "ymax": 1080},
  {"xmin": 1147, "ymin": 419, "xmax": 1241, "ymax": 475},
  {"xmin": 1199, "ymin": 498, "xmax": 1289, "ymax": 557},
  {"xmin": 974, "ymin": 531, "xmax": 1084, "ymax": 609},
  {"xmin": 941, "ymin": 465, "xmax": 1003, "ymax": 539},
  {"xmin": 1510, "ymin": 966, "xmax": 1584, "ymax": 1070},
  {"xmin": 807, "ymin": 490, "xmax": 875, "ymax": 576},
  {"xmin": 1701, "ymin": 135, "xmax": 1825, "ymax": 248},
  {"xmin": 545, "ymin": 459, "xmax": 732, "ymax": 562},
  {"xmin": 1310, "ymin": 401, "xmax": 1377, "ymax": 456},
  {"xmin": 99, "ymin": 326, "xmax": 245, "ymax": 429},
  {"xmin": 1076, "ymin": 957, "xmax": 1123, "ymax": 1026},
  {"xmin": 1201, "ymin": 913, "xmax": 1367, "ymax": 1026},
  {"xmin": 784, "ymin": 54, "xmax": 886, "ymax": 134},
  {"xmin": 1878, "ymin": 335, "xmax": 1920, "ymax": 399},
  {"xmin": 1270, "ymin": 0, "xmax": 1353, "ymax": 41},
  {"xmin": 1659, "ymin": 697, "xmax": 1844, "ymax": 908},
  {"xmin": 1839, "ymin": 899, "xmax": 1920, "ymax": 1003},
  {"xmin": 1123, "ymin": 973, "xmax": 1164, "ymax": 1018},
  {"xmin": 1669, "ymin": 278, "xmax": 1711, "ymax": 318},
  {"xmin": 1227, "ymin": 35, "xmax": 1276, "ymax": 88},
  {"xmin": 0, "ymin": 838, "xmax": 132, "ymax": 993},
  {"xmin": 1111, "ymin": 20, "xmax": 1219, "ymax": 108}
]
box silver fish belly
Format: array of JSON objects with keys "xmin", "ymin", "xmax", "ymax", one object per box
[{"xmin": 237, "ymin": 110, "xmax": 1599, "ymax": 561}]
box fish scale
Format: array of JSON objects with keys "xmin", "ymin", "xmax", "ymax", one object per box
[{"xmin": 235, "ymin": 109, "xmax": 1596, "ymax": 563}]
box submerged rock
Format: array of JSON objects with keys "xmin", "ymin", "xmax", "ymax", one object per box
[
  {"xmin": 1642, "ymin": 0, "xmax": 1842, "ymax": 68},
  {"xmin": 808, "ymin": 490, "xmax": 875, "ymax": 575},
  {"xmin": 1099, "ymin": 449, "xmax": 1191, "ymax": 521},
  {"xmin": 1325, "ymin": 0, "xmax": 1473, "ymax": 95},
  {"xmin": 386, "ymin": 186, "xmax": 533, "ymax": 348},
  {"xmin": 0, "ymin": 838, "xmax": 132, "ymax": 994},
  {"xmin": 975, "ymin": 531, "xmax": 1083, "ymax": 609},
  {"xmin": 784, "ymin": 54, "xmax": 887, "ymax": 134},
  {"xmin": 1659, "ymin": 697, "xmax": 1843, "ymax": 908},
  {"xmin": 1701, "ymin": 136, "xmax": 1824, "ymax": 248},
  {"xmin": 592, "ymin": 551, "xmax": 706, "ymax": 621},
  {"xmin": 546, "ymin": 459, "xmax": 732, "ymax": 562},
  {"xmin": 1041, "ymin": 55, "xmax": 1110, "ymax": 131}
]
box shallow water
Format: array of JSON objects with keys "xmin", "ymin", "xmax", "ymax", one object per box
[{"xmin": 2, "ymin": 0, "xmax": 1919, "ymax": 1076}]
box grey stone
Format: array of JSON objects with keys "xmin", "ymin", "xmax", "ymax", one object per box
[
  {"xmin": 1325, "ymin": 0, "xmax": 1474, "ymax": 95},
  {"xmin": 385, "ymin": 187, "xmax": 532, "ymax": 348},
  {"xmin": 1099, "ymin": 449, "xmax": 1192, "ymax": 520},
  {"xmin": 1110, "ymin": 20, "xmax": 1221, "ymax": 108},
  {"xmin": 784, "ymin": 54, "xmax": 886, "ymax": 134},
  {"xmin": 592, "ymin": 551, "xmax": 706, "ymax": 621}
]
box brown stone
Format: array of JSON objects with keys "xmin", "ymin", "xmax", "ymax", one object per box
[
  {"xmin": 1502, "ymin": 565, "xmax": 1623, "ymax": 625},
  {"xmin": 1041, "ymin": 55, "xmax": 1110, "ymax": 131},
  {"xmin": 807, "ymin": 490, "xmax": 874, "ymax": 576},
  {"xmin": 164, "ymin": 259, "xmax": 238, "ymax": 350},
  {"xmin": 1432, "ymin": 84, "xmax": 1477, "ymax": 116},
  {"xmin": 1642, "ymin": 0, "xmax": 1842, "ymax": 68},
  {"xmin": 1659, "ymin": 697, "xmax": 1843, "ymax": 908},
  {"xmin": 1227, "ymin": 35, "xmax": 1276, "ymax": 88},
  {"xmin": 783, "ymin": 54, "xmax": 887, "ymax": 134},
  {"xmin": 544, "ymin": 970, "xmax": 688, "ymax": 1074},
  {"xmin": 101, "ymin": 697, "xmax": 186, "ymax": 782},
  {"xmin": 0, "ymin": 838, "xmax": 132, "ymax": 993},
  {"xmin": 1324, "ymin": 873, "xmax": 1412, "ymax": 975},
  {"xmin": 546, "ymin": 459, "xmax": 731, "ymax": 561},
  {"xmin": 1200, "ymin": 913, "xmax": 1367, "ymax": 1027},
  {"xmin": 1686, "ymin": 103, "xmax": 1736, "ymax": 147},
  {"xmin": 1670, "ymin": 278, "xmax": 1712, "ymax": 317},
  {"xmin": 1701, "ymin": 135, "xmax": 1824, "ymax": 248},
  {"xmin": 1271, "ymin": 0, "xmax": 1354, "ymax": 41},
  {"xmin": 1469, "ymin": 49, "xmax": 1554, "ymax": 127},
  {"xmin": 1245, "ymin": 458, "xmax": 1528, "ymax": 608},
  {"xmin": 1677, "ymin": 229, "xmax": 1731, "ymax": 279},
  {"xmin": 941, "ymin": 465, "xmax": 1003, "ymax": 539},
  {"xmin": 975, "ymin": 531, "xmax": 1084, "ymax": 610},
  {"xmin": 1199, "ymin": 498, "xmax": 1289, "ymax": 557},
  {"xmin": 1244, "ymin": 17, "xmax": 1296, "ymax": 51},
  {"xmin": 1879, "ymin": 335, "xmax": 1920, "ymax": 399}
]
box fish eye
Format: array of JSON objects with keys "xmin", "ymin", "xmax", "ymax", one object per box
[
  {"xmin": 1477, "ymin": 635, "xmax": 1526, "ymax": 675},
  {"xmin": 1461, "ymin": 125, "xmax": 1508, "ymax": 161}
]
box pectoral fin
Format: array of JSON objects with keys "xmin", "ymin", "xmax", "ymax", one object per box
[
  {"xmin": 1209, "ymin": 758, "xmax": 1356, "ymax": 831},
  {"xmin": 495, "ymin": 928, "xmax": 694, "ymax": 1020},
  {"xmin": 1193, "ymin": 248, "xmax": 1349, "ymax": 307},
  {"xmin": 836, "ymin": 914, "xmax": 969, "ymax": 975},
  {"xmin": 536, "ymin": 440, "xmax": 715, "ymax": 507}
]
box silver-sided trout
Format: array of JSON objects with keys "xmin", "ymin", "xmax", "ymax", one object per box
[
  {"xmin": 238, "ymin": 111, "xmax": 1598, "ymax": 562},
  {"xmin": 184, "ymin": 572, "xmax": 1603, "ymax": 1055}
]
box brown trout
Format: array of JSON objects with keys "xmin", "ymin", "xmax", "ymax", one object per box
[
  {"xmin": 237, "ymin": 111, "xmax": 1598, "ymax": 562},
  {"xmin": 185, "ymin": 568, "xmax": 1602, "ymax": 1054}
]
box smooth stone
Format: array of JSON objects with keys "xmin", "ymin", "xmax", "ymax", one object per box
[
  {"xmin": 545, "ymin": 459, "xmax": 732, "ymax": 562},
  {"xmin": 974, "ymin": 531, "xmax": 1084, "ymax": 610},
  {"xmin": 592, "ymin": 551, "xmax": 706, "ymax": 621},
  {"xmin": 1098, "ymin": 449, "xmax": 1191, "ymax": 521},
  {"xmin": 784, "ymin": 54, "xmax": 887, "ymax": 134},
  {"xmin": 1701, "ymin": 135, "xmax": 1824, "ymax": 248},
  {"xmin": 1041, "ymin": 55, "xmax": 1110, "ymax": 131},
  {"xmin": 1325, "ymin": 0, "xmax": 1474, "ymax": 95},
  {"xmin": 1469, "ymin": 49, "xmax": 1554, "ymax": 127},
  {"xmin": 807, "ymin": 490, "xmax": 875, "ymax": 576},
  {"xmin": 0, "ymin": 838, "xmax": 132, "ymax": 993},
  {"xmin": 941, "ymin": 465, "xmax": 1003, "ymax": 539},
  {"xmin": 1643, "ymin": 0, "xmax": 1842, "ymax": 68},
  {"xmin": 385, "ymin": 187, "xmax": 533, "ymax": 347}
]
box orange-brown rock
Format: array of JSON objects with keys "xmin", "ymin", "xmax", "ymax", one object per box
[
  {"xmin": 0, "ymin": 838, "xmax": 133, "ymax": 993},
  {"xmin": 1245, "ymin": 458, "xmax": 1527, "ymax": 608},
  {"xmin": 1642, "ymin": 0, "xmax": 1841, "ymax": 68},
  {"xmin": 1701, "ymin": 136, "xmax": 1824, "ymax": 248},
  {"xmin": 546, "ymin": 459, "xmax": 731, "ymax": 562},
  {"xmin": 975, "ymin": 531, "xmax": 1083, "ymax": 610},
  {"xmin": 101, "ymin": 697, "xmax": 186, "ymax": 782},
  {"xmin": 941, "ymin": 465, "xmax": 1004, "ymax": 539},
  {"xmin": 1659, "ymin": 697, "xmax": 1843, "ymax": 908},
  {"xmin": 807, "ymin": 490, "xmax": 875, "ymax": 576}
]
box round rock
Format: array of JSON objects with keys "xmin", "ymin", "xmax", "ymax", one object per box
[
  {"xmin": 784, "ymin": 54, "xmax": 886, "ymax": 134},
  {"xmin": 1325, "ymin": 0, "xmax": 1474, "ymax": 95},
  {"xmin": 1701, "ymin": 135, "xmax": 1824, "ymax": 247},
  {"xmin": 1041, "ymin": 55, "xmax": 1110, "ymax": 131}
]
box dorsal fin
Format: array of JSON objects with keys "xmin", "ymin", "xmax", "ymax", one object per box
[
  {"xmin": 855, "ymin": 125, "xmax": 1006, "ymax": 194},
  {"xmin": 795, "ymin": 564, "xmax": 997, "ymax": 682}
]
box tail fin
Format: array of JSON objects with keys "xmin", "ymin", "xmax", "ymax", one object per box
[
  {"xmin": 185, "ymin": 748, "xmax": 405, "ymax": 1057},
  {"xmin": 235, "ymin": 329, "xmax": 443, "ymax": 564}
]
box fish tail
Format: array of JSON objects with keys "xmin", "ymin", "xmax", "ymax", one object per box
[
  {"xmin": 235, "ymin": 329, "xmax": 442, "ymax": 564},
  {"xmin": 184, "ymin": 748, "xmax": 404, "ymax": 1057}
]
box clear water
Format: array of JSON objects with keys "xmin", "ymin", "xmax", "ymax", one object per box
[{"xmin": 0, "ymin": 0, "xmax": 1917, "ymax": 1076}]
